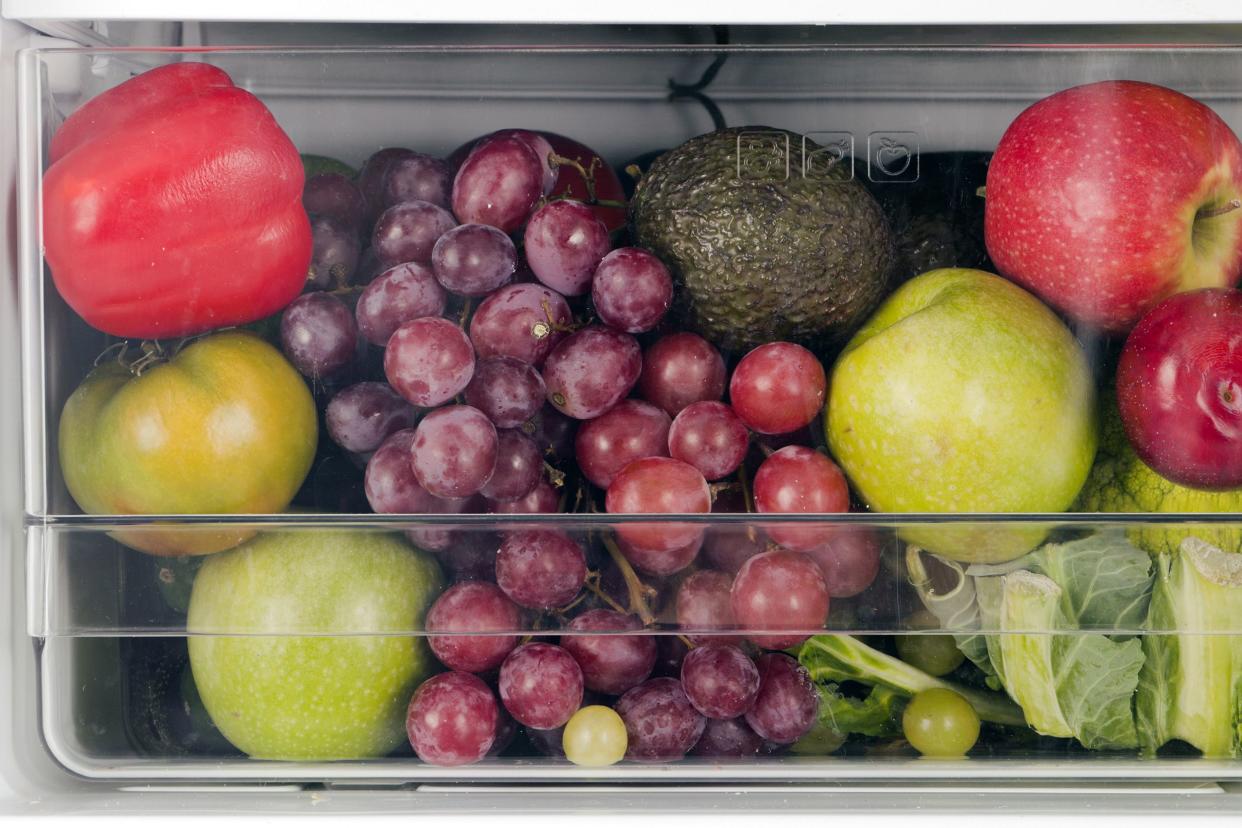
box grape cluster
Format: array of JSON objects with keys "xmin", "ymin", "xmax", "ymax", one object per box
[{"xmin": 285, "ymin": 131, "xmax": 886, "ymax": 768}]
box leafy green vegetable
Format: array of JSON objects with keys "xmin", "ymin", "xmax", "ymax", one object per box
[
  {"xmin": 790, "ymin": 684, "xmax": 903, "ymax": 755},
  {"xmin": 798, "ymin": 635, "xmax": 1026, "ymax": 727},
  {"xmin": 1136, "ymin": 538, "xmax": 1242, "ymax": 757}
]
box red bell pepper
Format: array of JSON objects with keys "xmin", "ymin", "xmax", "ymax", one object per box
[{"xmin": 42, "ymin": 62, "xmax": 311, "ymax": 338}]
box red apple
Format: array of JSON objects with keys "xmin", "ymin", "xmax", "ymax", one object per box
[
  {"xmin": 449, "ymin": 131, "xmax": 626, "ymax": 231},
  {"xmin": 1116, "ymin": 288, "xmax": 1242, "ymax": 490},
  {"xmin": 985, "ymin": 80, "xmax": 1242, "ymax": 332}
]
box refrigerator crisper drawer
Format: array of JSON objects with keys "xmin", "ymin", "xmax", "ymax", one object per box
[{"xmin": 20, "ymin": 44, "xmax": 1242, "ymax": 784}]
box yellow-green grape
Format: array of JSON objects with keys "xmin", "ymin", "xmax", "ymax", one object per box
[
  {"xmin": 895, "ymin": 633, "xmax": 966, "ymax": 677},
  {"xmin": 902, "ymin": 688, "xmax": 980, "ymax": 757},
  {"xmin": 562, "ymin": 705, "xmax": 628, "ymax": 767}
]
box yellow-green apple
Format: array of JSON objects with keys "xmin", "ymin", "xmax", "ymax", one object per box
[
  {"xmin": 826, "ymin": 268, "xmax": 1098, "ymax": 562},
  {"xmin": 985, "ymin": 80, "xmax": 1242, "ymax": 332},
  {"xmin": 188, "ymin": 530, "xmax": 443, "ymax": 760}
]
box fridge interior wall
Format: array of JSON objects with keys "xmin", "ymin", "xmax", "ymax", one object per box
[{"xmin": 11, "ymin": 20, "xmax": 1242, "ymax": 807}]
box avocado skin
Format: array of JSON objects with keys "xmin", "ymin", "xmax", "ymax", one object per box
[
  {"xmin": 866, "ymin": 151, "xmax": 993, "ymax": 287},
  {"xmin": 630, "ymin": 127, "xmax": 894, "ymax": 354}
]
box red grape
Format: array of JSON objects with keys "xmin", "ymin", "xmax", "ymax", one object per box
[
  {"xmin": 489, "ymin": 708, "xmax": 517, "ymax": 757},
  {"xmin": 406, "ymin": 671, "xmax": 498, "ymax": 766},
  {"xmin": 676, "ymin": 569, "xmax": 740, "ymax": 645},
  {"xmin": 470, "ymin": 283, "xmax": 573, "ymax": 368},
  {"xmin": 410, "ymin": 405, "xmax": 498, "ymax": 498},
  {"xmin": 426, "ymin": 581, "xmax": 522, "ymax": 673},
  {"xmin": 729, "ymin": 342, "xmax": 827, "ymax": 435},
  {"xmin": 561, "ymin": 609, "xmax": 657, "ymax": 695},
  {"xmin": 731, "ymin": 550, "xmax": 829, "ymax": 650},
  {"xmin": 373, "ymin": 200, "xmax": 456, "ymax": 268},
  {"xmin": 495, "ymin": 529, "xmax": 587, "ymax": 610},
  {"xmin": 524, "ymin": 200, "xmax": 611, "ymax": 296},
  {"xmin": 382, "ymin": 152, "xmax": 452, "ymax": 210},
  {"xmin": 638, "ymin": 333, "xmax": 727, "ymax": 417},
  {"xmin": 498, "ymin": 643, "xmax": 584, "ymax": 730},
  {"xmin": 303, "ymin": 172, "xmax": 366, "ymax": 234},
  {"xmin": 452, "ymin": 135, "xmax": 543, "ymax": 233},
  {"xmin": 479, "ymin": 429, "xmax": 542, "ymax": 502},
  {"xmin": 488, "ymin": 478, "xmax": 560, "ymax": 514},
  {"xmin": 384, "ymin": 317, "xmax": 475, "ymax": 407},
  {"xmin": 605, "ymin": 457, "xmax": 711, "ymax": 554},
  {"xmin": 431, "ymin": 530, "xmax": 500, "ymax": 581},
  {"xmin": 752, "ymin": 446, "xmax": 850, "ymax": 552},
  {"xmin": 355, "ymin": 262, "xmax": 447, "ymax": 347},
  {"xmin": 691, "ymin": 717, "xmax": 764, "ymax": 757},
  {"xmin": 804, "ymin": 528, "xmax": 882, "ymax": 599},
  {"xmin": 655, "ymin": 634, "xmax": 691, "ymax": 678},
  {"xmin": 668, "ymin": 401, "xmax": 749, "ymax": 481},
  {"xmin": 703, "ymin": 527, "xmax": 766, "ymax": 575},
  {"xmin": 575, "ymin": 399, "xmax": 672, "ymax": 489},
  {"xmin": 744, "ymin": 653, "xmax": 818, "ymax": 744},
  {"xmin": 431, "ymin": 223, "xmax": 517, "ymax": 297},
  {"xmin": 279, "ymin": 291, "xmax": 358, "ymax": 380},
  {"xmin": 542, "ymin": 326, "xmax": 642, "ymax": 420},
  {"xmin": 681, "ymin": 644, "xmax": 760, "ymax": 720},
  {"xmin": 525, "ymin": 403, "xmax": 577, "ymax": 461},
  {"xmin": 364, "ymin": 429, "xmax": 469, "ymax": 518},
  {"xmin": 489, "ymin": 129, "xmax": 557, "ymax": 194},
  {"xmin": 306, "ymin": 214, "xmax": 361, "ymax": 290},
  {"xmin": 325, "ymin": 381, "xmax": 417, "ymax": 454},
  {"xmin": 465, "ymin": 356, "xmax": 546, "ymax": 429},
  {"xmin": 615, "ymin": 677, "xmax": 706, "ymax": 763},
  {"xmin": 615, "ymin": 533, "xmax": 702, "ymax": 577},
  {"xmin": 591, "ymin": 247, "xmax": 673, "ymax": 333}
]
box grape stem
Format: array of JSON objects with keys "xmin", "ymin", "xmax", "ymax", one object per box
[
  {"xmin": 736, "ymin": 465, "xmax": 760, "ymax": 544},
  {"xmin": 457, "ymin": 298, "xmax": 474, "ymax": 330},
  {"xmin": 602, "ymin": 535, "xmax": 656, "ymax": 626},
  {"xmin": 582, "ymin": 570, "xmax": 630, "ymax": 615},
  {"xmin": 547, "ymin": 151, "xmax": 602, "ymax": 203},
  {"xmin": 543, "ymin": 462, "xmax": 566, "ymax": 489}
]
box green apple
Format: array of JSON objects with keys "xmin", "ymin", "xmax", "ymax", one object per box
[
  {"xmin": 827, "ymin": 268, "xmax": 1098, "ymax": 562},
  {"xmin": 187, "ymin": 530, "xmax": 443, "ymax": 760}
]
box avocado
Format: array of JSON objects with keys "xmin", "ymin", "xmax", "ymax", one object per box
[
  {"xmin": 630, "ymin": 127, "xmax": 894, "ymax": 354},
  {"xmin": 866, "ymin": 151, "xmax": 992, "ymax": 286}
]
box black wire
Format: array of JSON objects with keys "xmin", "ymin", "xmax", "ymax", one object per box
[{"xmin": 667, "ymin": 26, "xmax": 730, "ymax": 131}]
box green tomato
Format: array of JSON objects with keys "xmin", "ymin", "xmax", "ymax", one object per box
[
  {"xmin": 902, "ymin": 687, "xmax": 980, "ymax": 757},
  {"xmin": 187, "ymin": 530, "xmax": 443, "ymax": 760},
  {"xmin": 58, "ymin": 331, "xmax": 317, "ymax": 556}
]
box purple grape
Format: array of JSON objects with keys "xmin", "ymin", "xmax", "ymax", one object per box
[
  {"xmin": 410, "ymin": 405, "xmax": 498, "ymax": 498},
  {"xmin": 373, "ymin": 200, "xmax": 456, "ymax": 268},
  {"xmin": 498, "ymin": 643, "xmax": 584, "ymax": 730},
  {"xmin": 744, "ymin": 653, "xmax": 819, "ymax": 745},
  {"xmin": 325, "ymin": 381, "xmax": 417, "ymax": 454},
  {"xmin": 676, "ymin": 569, "xmax": 741, "ymax": 645},
  {"xmin": 384, "ymin": 317, "xmax": 475, "ymax": 407},
  {"xmin": 465, "ymin": 357, "xmax": 546, "ymax": 430},
  {"xmin": 691, "ymin": 717, "xmax": 764, "ymax": 758},
  {"xmin": 382, "ymin": 152, "xmax": 452, "ymax": 210},
  {"xmin": 804, "ymin": 528, "xmax": 883, "ymax": 599},
  {"xmin": 479, "ymin": 429, "xmax": 542, "ymax": 502},
  {"xmin": 542, "ymin": 326, "xmax": 642, "ymax": 420},
  {"xmin": 426, "ymin": 581, "xmax": 522, "ymax": 673},
  {"xmin": 615, "ymin": 678, "xmax": 706, "ymax": 763},
  {"xmin": 364, "ymin": 429, "xmax": 470, "ymax": 517},
  {"xmin": 489, "ymin": 709, "xmax": 518, "ymax": 757},
  {"xmin": 306, "ymin": 215, "xmax": 361, "ymax": 290},
  {"xmin": 303, "ymin": 172, "xmax": 367, "ymax": 233},
  {"xmin": 574, "ymin": 399, "xmax": 671, "ymax": 489},
  {"xmin": 470, "ymin": 283, "xmax": 573, "ymax": 367},
  {"xmin": 495, "ymin": 529, "xmax": 587, "ymax": 610},
  {"xmin": 591, "ymin": 248, "xmax": 673, "ymax": 333},
  {"xmin": 279, "ymin": 291, "xmax": 358, "ymax": 380},
  {"xmin": 523, "ymin": 200, "xmax": 611, "ymax": 296},
  {"xmin": 561, "ymin": 610, "xmax": 656, "ymax": 696},
  {"xmin": 527, "ymin": 723, "xmax": 566, "ymax": 758},
  {"xmin": 431, "ymin": 223, "xmax": 517, "ymax": 297},
  {"xmin": 681, "ymin": 644, "xmax": 760, "ymax": 720},
  {"xmin": 703, "ymin": 527, "xmax": 767, "ymax": 575},
  {"xmin": 452, "ymin": 135, "xmax": 543, "ymax": 233},
  {"xmin": 524, "ymin": 404, "xmax": 577, "ymax": 461},
  {"xmin": 488, "ymin": 478, "xmax": 559, "ymax": 514},
  {"xmin": 359, "ymin": 147, "xmax": 414, "ymax": 220},
  {"xmin": 431, "ymin": 530, "xmax": 500, "ymax": 582},
  {"xmin": 355, "ymin": 246, "xmax": 384, "ymax": 286},
  {"xmin": 669, "ymin": 401, "xmax": 750, "ymax": 481},
  {"xmin": 638, "ymin": 333, "xmax": 727, "ymax": 417},
  {"xmin": 356, "ymin": 262, "xmax": 447, "ymax": 347},
  {"xmin": 406, "ymin": 672, "xmax": 498, "ymax": 766},
  {"xmin": 655, "ymin": 634, "xmax": 691, "ymax": 678}
]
